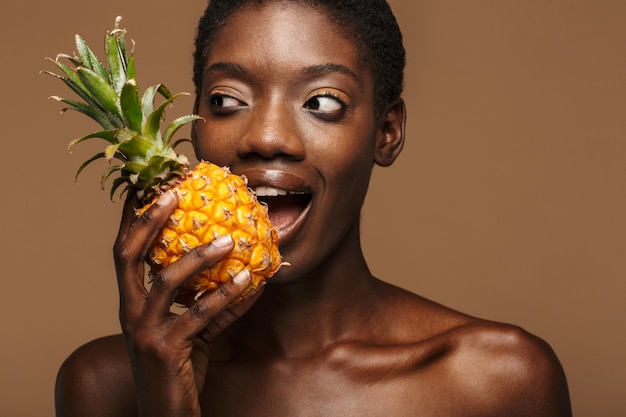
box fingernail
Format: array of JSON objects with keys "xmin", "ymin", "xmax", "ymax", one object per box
[
  {"xmin": 212, "ymin": 234, "xmax": 233, "ymax": 248},
  {"xmin": 156, "ymin": 190, "xmax": 175, "ymax": 206},
  {"xmin": 233, "ymin": 269, "xmax": 250, "ymax": 285}
]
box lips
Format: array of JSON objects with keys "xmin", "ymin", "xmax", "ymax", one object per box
[{"xmin": 239, "ymin": 169, "xmax": 312, "ymax": 245}]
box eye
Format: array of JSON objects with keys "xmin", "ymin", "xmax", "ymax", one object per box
[
  {"xmin": 303, "ymin": 93, "xmax": 347, "ymax": 121},
  {"xmin": 304, "ymin": 95, "xmax": 343, "ymax": 112},
  {"xmin": 207, "ymin": 93, "xmax": 246, "ymax": 115}
]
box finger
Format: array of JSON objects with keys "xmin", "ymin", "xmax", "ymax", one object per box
[
  {"xmin": 127, "ymin": 191, "xmax": 178, "ymax": 255},
  {"xmin": 114, "ymin": 190, "xmax": 178, "ymax": 328},
  {"xmin": 116, "ymin": 192, "xmax": 142, "ymax": 244},
  {"xmin": 173, "ymin": 268, "xmax": 259, "ymax": 341},
  {"xmin": 114, "ymin": 194, "xmax": 145, "ymax": 319},
  {"xmin": 141, "ymin": 234, "xmax": 236, "ymax": 323}
]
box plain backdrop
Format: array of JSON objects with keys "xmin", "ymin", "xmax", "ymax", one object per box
[{"xmin": 1, "ymin": 1, "xmax": 624, "ymax": 416}]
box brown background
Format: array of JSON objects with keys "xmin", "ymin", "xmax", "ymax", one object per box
[{"xmin": 1, "ymin": 0, "xmax": 624, "ymax": 416}]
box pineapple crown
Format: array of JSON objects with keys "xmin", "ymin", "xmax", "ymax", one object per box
[{"xmin": 43, "ymin": 16, "xmax": 202, "ymax": 201}]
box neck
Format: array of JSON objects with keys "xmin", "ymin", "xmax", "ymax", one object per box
[{"xmin": 223, "ymin": 229, "xmax": 383, "ymax": 359}]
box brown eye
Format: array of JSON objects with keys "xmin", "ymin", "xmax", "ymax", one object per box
[
  {"xmin": 206, "ymin": 92, "xmax": 247, "ymax": 116},
  {"xmin": 304, "ymin": 94, "xmax": 347, "ymax": 120},
  {"xmin": 211, "ymin": 94, "xmax": 243, "ymax": 108}
]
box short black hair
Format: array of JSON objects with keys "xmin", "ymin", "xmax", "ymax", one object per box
[{"xmin": 193, "ymin": 0, "xmax": 405, "ymax": 116}]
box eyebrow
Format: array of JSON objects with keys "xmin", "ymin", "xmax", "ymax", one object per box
[
  {"xmin": 204, "ymin": 62, "xmax": 358, "ymax": 82},
  {"xmin": 301, "ymin": 63, "xmax": 359, "ymax": 81},
  {"xmin": 204, "ymin": 62, "xmax": 247, "ymax": 77}
]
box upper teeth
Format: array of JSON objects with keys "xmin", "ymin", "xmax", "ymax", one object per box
[
  {"xmin": 254, "ymin": 186, "xmax": 307, "ymax": 197},
  {"xmin": 255, "ymin": 186, "xmax": 288, "ymax": 197}
]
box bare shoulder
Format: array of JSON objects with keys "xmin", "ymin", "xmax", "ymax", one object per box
[
  {"xmin": 339, "ymin": 283, "xmax": 572, "ymax": 416},
  {"xmin": 55, "ymin": 334, "xmax": 137, "ymax": 417},
  {"xmin": 443, "ymin": 320, "xmax": 572, "ymax": 416}
]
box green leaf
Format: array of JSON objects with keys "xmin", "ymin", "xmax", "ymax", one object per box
[
  {"xmin": 55, "ymin": 53, "xmax": 82, "ymax": 68},
  {"xmin": 156, "ymin": 84, "xmax": 172, "ymax": 99},
  {"xmin": 137, "ymin": 156, "xmax": 169, "ymax": 184},
  {"xmin": 101, "ymin": 165, "xmax": 123, "ymax": 190},
  {"xmin": 171, "ymin": 137, "xmax": 192, "ymax": 150},
  {"xmin": 74, "ymin": 152, "xmax": 106, "ymax": 182},
  {"xmin": 141, "ymin": 85, "xmax": 174, "ymax": 123},
  {"xmin": 104, "ymin": 142, "xmax": 125, "ymax": 161},
  {"xmin": 126, "ymin": 48, "xmax": 137, "ymax": 82},
  {"xmin": 118, "ymin": 135, "xmax": 154, "ymax": 158},
  {"xmin": 74, "ymin": 34, "xmax": 107, "ymax": 80},
  {"xmin": 44, "ymin": 60, "xmax": 102, "ymax": 112},
  {"xmin": 50, "ymin": 96, "xmax": 116, "ymax": 130},
  {"xmin": 122, "ymin": 161, "xmax": 146, "ymax": 175},
  {"xmin": 68, "ymin": 129, "xmax": 134, "ymax": 152},
  {"xmin": 75, "ymin": 66, "xmax": 121, "ymax": 120},
  {"xmin": 105, "ymin": 20, "xmax": 128, "ymax": 94},
  {"xmin": 120, "ymin": 80, "xmax": 143, "ymax": 133},
  {"xmin": 144, "ymin": 92, "xmax": 189, "ymax": 142},
  {"xmin": 163, "ymin": 115, "xmax": 203, "ymax": 146},
  {"xmin": 113, "ymin": 16, "xmax": 126, "ymax": 54},
  {"xmin": 110, "ymin": 176, "xmax": 131, "ymax": 200},
  {"xmin": 140, "ymin": 85, "xmax": 158, "ymax": 119},
  {"xmin": 74, "ymin": 35, "xmax": 93, "ymax": 68}
]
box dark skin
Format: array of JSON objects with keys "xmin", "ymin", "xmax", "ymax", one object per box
[{"xmin": 55, "ymin": 3, "xmax": 571, "ymax": 416}]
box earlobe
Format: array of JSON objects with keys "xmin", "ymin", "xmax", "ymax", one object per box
[{"xmin": 374, "ymin": 98, "xmax": 406, "ymax": 167}]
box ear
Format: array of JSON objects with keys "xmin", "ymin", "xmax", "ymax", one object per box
[{"xmin": 374, "ymin": 98, "xmax": 406, "ymax": 167}]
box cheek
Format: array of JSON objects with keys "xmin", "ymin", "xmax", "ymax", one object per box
[
  {"xmin": 192, "ymin": 120, "xmax": 238, "ymax": 165},
  {"xmin": 311, "ymin": 123, "xmax": 377, "ymax": 176},
  {"xmin": 310, "ymin": 129, "xmax": 376, "ymax": 202}
]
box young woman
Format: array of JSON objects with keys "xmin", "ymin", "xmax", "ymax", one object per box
[{"xmin": 55, "ymin": 1, "xmax": 572, "ymax": 416}]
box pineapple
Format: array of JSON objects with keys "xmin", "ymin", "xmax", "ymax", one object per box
[{"xmin": 44, "ymin": 16, "xmax": 284, "ymax": 306}]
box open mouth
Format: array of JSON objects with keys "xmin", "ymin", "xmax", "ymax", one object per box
[{"xmin": 253, "ymin": 186, "xmax": 312, "ymax": 240}]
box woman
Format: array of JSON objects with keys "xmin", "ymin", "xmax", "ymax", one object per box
[{"xmin": 55, "ymin": 1, "xmax": 572, "ymax": 416}]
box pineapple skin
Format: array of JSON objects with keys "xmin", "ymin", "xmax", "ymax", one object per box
[{"xmin": 142, "ymin": 161, "xmax": 282, "ymax": 306}]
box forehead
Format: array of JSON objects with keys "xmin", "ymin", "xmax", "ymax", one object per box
[{"xmin": 203, "ymin": 2, "xmax": 369, "ymax": 84}]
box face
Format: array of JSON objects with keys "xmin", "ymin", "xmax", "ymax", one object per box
[{"xmin": 193, "ymin": 2, "xmax": 398, "ymax": 281}]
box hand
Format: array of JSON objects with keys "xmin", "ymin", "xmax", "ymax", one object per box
[{"xmin": 113, "ymin": 190, "xmax": 261, "ymax": 417}]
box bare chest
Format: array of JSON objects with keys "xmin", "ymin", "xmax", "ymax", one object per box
[{"xmin": 199, "ymin": 354, "xmax": 467, "ymax": 417}]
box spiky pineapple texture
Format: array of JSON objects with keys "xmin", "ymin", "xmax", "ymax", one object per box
[
  {"xmin": 143, "ymin": 162, "xmax": 282, "ymax": 306},
  {"xmin": 45, "ymin": 17, "xmax": 284, "ymax": 305}
]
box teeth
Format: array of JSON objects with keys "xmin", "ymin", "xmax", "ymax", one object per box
[
  {"xmin": 253, "ymin": 186, "xmax": 308, "ymax": 197},
  {"xmin": 254, "ymin": 186, "xmax": 288, "ymax": 197}
]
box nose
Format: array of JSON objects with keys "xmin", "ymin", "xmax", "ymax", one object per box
[{"xmin": 237, "ymin": 100, "xmax": 306, "ymax": 161}]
